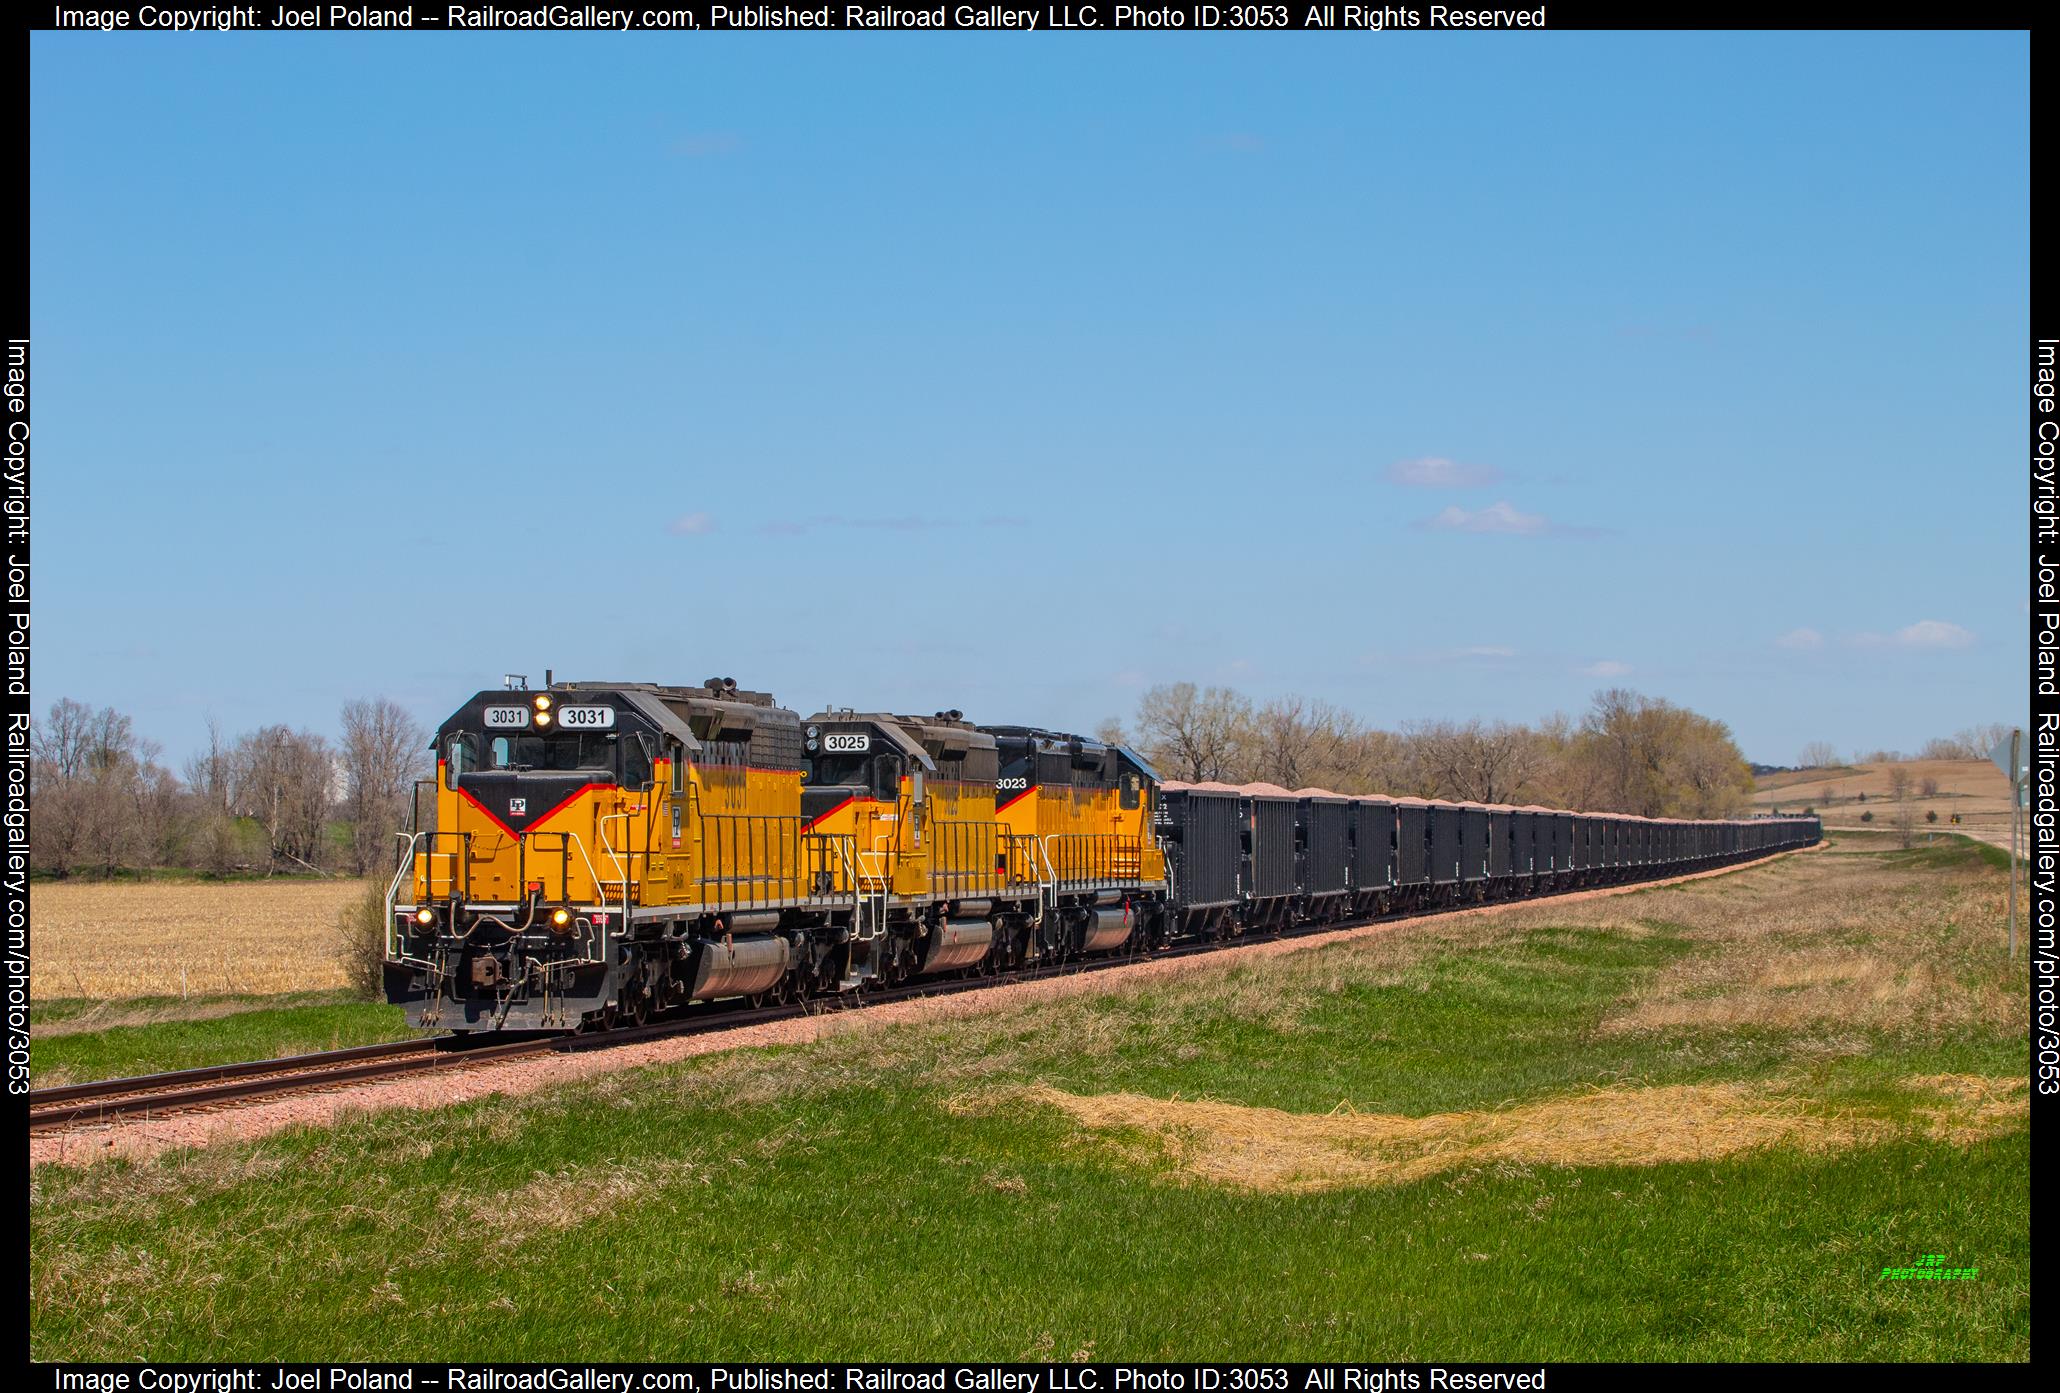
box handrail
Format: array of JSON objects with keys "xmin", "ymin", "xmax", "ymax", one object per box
[
  {"xmin": 1038, "ymin": 833, "xmax": 1162, "ymax": 893},
  {"xmin": 596, "ymin": 811, "xmax": 634, "ymax": 959},
  {"xmin": 801, "ymin": 831, "xmax": 859, "ymax": 903},
  {"xmin": 383, "ymin": 831, "xmax": 417, "ymax": 961},
  {"xmin": 695, "ymin": 813, "xmax": 803, "ymax": 911},
  {"xmin": 1034, "ymin": 835, "xmax": 1058, "ymax": 897}
]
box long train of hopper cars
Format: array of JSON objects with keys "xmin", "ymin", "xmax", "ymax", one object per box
[{"xmin": 382, "ymin": 678, "xmax": 1818, "ymax": 1032}]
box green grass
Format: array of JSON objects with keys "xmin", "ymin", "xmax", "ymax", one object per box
[
  {"xmin": 32, "ymin": 992, "xmax": 421, "ymax": 1085},
  {"xmin": 1825, "ymin": 828, "xmax": 2013, "ymax": 872},
  {"xmin": 30, "ymin": 843, "xmax": 2030, "ymax": 1361}
]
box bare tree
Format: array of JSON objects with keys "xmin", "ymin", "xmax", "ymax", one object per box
[
  {"xmin": 182, "ymin": 716, "xmax": 246, "ymax": 874},
  {"xmin": 233, "ymin": 726, "xmax": 337, "ymax": 873},
  {"xmin": 1888, "ymin": 766, "xmax": 1913, "ymax": 802},
  {"xmin": 1565, "ymin": 688, "xmax": 1753, "ymax": 817},
  {"xmin": 1919, "ymin": 776, "xmax": 1939, "ymax": 798},
  {"xmin": 1132, "ymin": 683, "xmax": 1252, "ymax": 783},
  {"xmin": 1798, "ymin": 740, "xmax": 1839, "ymax": 770},
  {"xmin": 1405, "ymin": 719, "xmax": 1547, "ymax": 804},
  {"xmin": 30, "ymin": 699, "xmax": 176, "ymax": 877},
  {"xmin": 28, "ymin": 699, "xmax": 97, "ymax": 876},
  {"xmin": 1244, "ymin": 696, "xmax": 1367, "ymax": 790},
  {"xmin": 1935, "ymin": 722, "xmax": 2015, "ymax": 761},
  {"xmin": 1893, "ymin": 798, "xmax": 1919, "ymax": 848},
  {"xmin": 339, "ymin": 698, "xmax": 428, "ymax": 875},
  {"xmin": 1120, "ymin": 681, "xmax": 1756, "ymax": 816}
]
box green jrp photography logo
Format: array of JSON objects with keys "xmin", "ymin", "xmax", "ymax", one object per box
[{"xmin": 1881, "ymin": 1254, "xmax": 1978, "ymax": 1281}]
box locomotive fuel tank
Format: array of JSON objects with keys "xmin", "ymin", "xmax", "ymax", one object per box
[
  {"xmin": 920, "ymin": 917, "xmax": 995, "ymax": 974},
  {"xmin": 1080, "ymin": 904, "xmax": 1133, "ymax": 952},
  {"xmin": 688, "ymin": 934, "xmax": 794, "ymax": 1000}
]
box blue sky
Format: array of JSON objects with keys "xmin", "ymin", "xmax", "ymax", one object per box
[{"xmin": 30, "ymin": 30, "xmax": 2029, "ymax": 766}]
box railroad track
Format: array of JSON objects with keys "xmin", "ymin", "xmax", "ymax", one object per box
[
  {"xmin": 28, "ymin": 855, "xmax": 1793, "ymax": 1134},
  {"xmin": 26, "ymin": 1035, "xmax": 561, "ymax": 1132}
]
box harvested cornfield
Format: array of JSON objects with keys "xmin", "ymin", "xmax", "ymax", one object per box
[{"xmin": 31, "ymin": 878, "xmax": 376, "ymax": 1000}]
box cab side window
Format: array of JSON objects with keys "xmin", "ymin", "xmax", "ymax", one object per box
[
  {"xmin": 620, "ymin": 734, "xmax": 653, "ymax": 789},
  {"xmin": 1120, "ymin": 773, "xmax": 1141, "ymax": 810}
]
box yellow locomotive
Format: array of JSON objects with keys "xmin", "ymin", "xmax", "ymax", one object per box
[{"xmin": 383, "ymin": 680, "xmax": 1170, "ymax": 1031}]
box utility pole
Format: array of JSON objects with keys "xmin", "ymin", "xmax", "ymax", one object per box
[
  {"xmin": 2010, "ymin": 729, "xmax": 2020, "ymax": 961},
  {"xmin": 1993, "ymin": 728, "xmax": 2025, "ymax": 960}
]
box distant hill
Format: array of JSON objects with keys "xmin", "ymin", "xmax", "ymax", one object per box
[{"xmin": 1754, "ymin": 758, "xmax": 2012, "ymax": 850}]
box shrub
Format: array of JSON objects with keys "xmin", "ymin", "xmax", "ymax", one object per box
[
  {"xmin": 1860, "ymin": 811, "xmax": 1874, "ymax": 823},
  {"xmin": 336, "ymin": 882, "xmax": 390, "ymax": 1000},
  {"xmin": 1926, "ymin": 810, "xmax": 1939, "ymax": 824}
]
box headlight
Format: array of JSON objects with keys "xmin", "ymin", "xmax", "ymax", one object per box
[
  {"xmin": 534, "ymin": 694, "xmax": 553, "ymax": 710},
  {"xmin": 551, "ymin": 907, "xmax": 571, "ymax": 927},
  {"xmin": 534, "ymin": 710, "xmax": 552, "ymax": 726},
  {"xmin": 415, "ymin": 907, "xmax": 436, "ymax": 926}
]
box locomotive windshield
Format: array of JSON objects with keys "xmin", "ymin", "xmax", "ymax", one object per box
[
  {"xmin": 810, "ymin": 750, "xmax": 871, "ymax": 786},
  {"xmin": 490, "ymin": 732, "xmax": 616, "ymax": 771},
  {"xmin": 445, "ymin": 730, "xmax": 654, "ymax": 784}
]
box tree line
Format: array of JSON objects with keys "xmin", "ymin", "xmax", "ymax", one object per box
[
  {"xmin": 1795, "ymin": 722, "xmax": 2017, "ymax": 770},
  {"xmin": 1098, "ymin": 683, "xmax": 1758, "ymax": 818},
  {"xmin": 29, "ymin": 697, "xmax": 428, "ymax": 879}
]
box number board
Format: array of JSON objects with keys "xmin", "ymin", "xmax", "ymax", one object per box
[
  {"xmin": 823, "ymin": 732, "xmax": 870, "ymax": 753},
  {"xmin": 482, "ymin": 706, "xmax": 530, "ymax": 729},
  {"xmin": 557, "ymin": 705, "xmax": 616, "ymax": 730}
]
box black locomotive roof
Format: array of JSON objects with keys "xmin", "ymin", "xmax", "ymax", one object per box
[
  {"xmin": 803, "ymin": 711, "xmax": 980, "ymax": 771},
  {"xmin": 979, "ymin": 724, "xmax": 1106, "ymax": 753},
  {"xmin": 438, "ymin": 681, "xmax": 803, "ymax": 754},
  {"xmin": 437, "ymin": 687, "xmax": 699, "ymax": 750},
  {"xmin": 1115, "ymin": 745, "xmax": 1161, "ymax": 782}
]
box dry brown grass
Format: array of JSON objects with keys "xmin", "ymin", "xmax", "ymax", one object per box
[
  {"xmin": 1758, "ymin": 758, "xmax": 2015, "ymax": 849},
  {"xmin": 31, "ymin": 997, "xmax": 332, "ymax": 1039},
  {"xmin": 1588, "ymin": 844, "xmax": 2021, "ymax": 1041},
  {"xmin": 32, "ymin": 878, "xmax": 376, "ymax": 1000},
  {"xmin": 976, "ymin": 1072, "xmax": 2026, "ymax": 1194},
  {"xmin": 456, "ymin": 1158, "xmax": 704, "ymax": 1243}
]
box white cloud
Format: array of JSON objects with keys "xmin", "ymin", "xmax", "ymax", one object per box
[
  {"xmin": 1892, "ymin": 619, "xmax": 1975, "ymax": 650},
  {"xmin": 1386, "ymin": 456, "xmax": 1504, "ymax": 489},
  {"xmin": 1406, "ymin": 646, "xmax": 1516, "ymax": 665},
  {"xmin": 666, "ymin": 512, "xmax": 715, "ymax": 536},
  {"xmin": 1848, "ymin": 619, "xmax": 1977, "ymax": 651},
  {"xmin": 1421, "ymin": 500, "xmax": 1551, "ymax": 536},
  {"xmin": 1775, "ymin": 628, "xmax": 1823, "ymax": 651},
  {"xmin": 1581, "ymin": 660, "xmax": 1632, "ymax": 677}
]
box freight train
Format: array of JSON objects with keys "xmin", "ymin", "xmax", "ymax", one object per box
[{"xmin": 381, "ymin": 678, "xmax": 1818, "ymax": 1032}]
